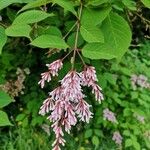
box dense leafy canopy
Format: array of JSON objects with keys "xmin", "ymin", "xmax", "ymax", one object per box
[{"xmin": 0, "ymin": 0, "xmax": 150, "ymax": 149}]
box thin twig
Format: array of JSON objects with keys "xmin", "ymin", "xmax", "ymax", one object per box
[
  {"xmin": 63, "ymin": 21, "xmax": 78, "ymax": 40},
  {"xmin": 45, "ymin": 21, "xmax": 77, "ymax": 56},
  {"xmin": 62, "ymin": 50, "xmax": 73, "ymax": 61},
  {"xmin": 135, "ymin": 12, "xmax": 150, "ymax": 24},
  {"xmin": 76, "ymin": 50, "xmax": 86, "ymax": 67},
  {"xmin": 71, "ymin": 1, "xmax": 83, "ymax": 69}
]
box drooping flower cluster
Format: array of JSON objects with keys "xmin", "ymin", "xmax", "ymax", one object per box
[
  {"xmin": 103, "ymin": 108, "xmax": 117, "ymax": 123},
  {"xmin": 39, "ymin": 60, "xmax": 103, "ymax": 150},
  {"xmin": 131, "ymin": 74, "xmax": 150, "ymax": 90},
  {"xmin": 80, "ymin": 66, "xmax": 104, "ymax": 103},
  {"xmin": 112, "ymin": 131, "xmax": 123, "ymax": 145},
  {"xmin": 38, "ymin": 59, "xmax": 63, "ymax": 88}
]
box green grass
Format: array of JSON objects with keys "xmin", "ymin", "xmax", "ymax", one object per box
[
  {"xmin": 0, "ymin": 127, "xmax": 50, "ymax": 150},
  {"xmin": 0, "ymin": 126, "xmax": 117, "ymax": 150}
]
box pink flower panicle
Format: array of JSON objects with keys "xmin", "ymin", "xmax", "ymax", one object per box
[
  {"xmin": 112, "ymin": 131, "xmax": 123, "ymax": 145},
  {"xmin": 92, "ymin": 84, "xmax": 103, "ymax": 103},
  {"xmin": 80, "ymin": 66, "xmax": 98, "ymax": 86},
  {"xmin": 75, "ymin": 99, "xmax": 93, "ymax": 123},
  {"xmin": 103, "ymin": 108, "xmax": 117, "ymax": 123},
  {"xmin": 46, "ymin": 60, "xmax": 63, "ymax": 76},
  {"xmin": 39, "ymin": 97, "xmax": 54, "ymax": 116},
  {"xmin": 131, "ymin": 74, "xmax": 150, "ymax": 90},
  {"xmin": 52, "ymin": 122, "xmax": 66, "ymax": 150},
  {"xmin": 80, "ymin": 66, "xmax": 104, "ymax": 103},
  {"xmin": 49, "ymin": 86, "xmax": 62, "ymax": 101},
  {"xmin": 38, "ymin": 59, "xmax": 63, "ymax": 88},
  {"xmin": 61, "ymin": 71, "xmax": 84, "ymax": 102},
  {"xmin": 39, "ymin": 65, "xmax": 104, "ymax": 149}
]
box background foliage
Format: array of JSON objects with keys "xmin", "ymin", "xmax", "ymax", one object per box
[{"xmin": 0, "ymin": 0, "xmax": 150, "ymax": 150}]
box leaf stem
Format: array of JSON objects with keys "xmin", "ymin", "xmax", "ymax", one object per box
[
  {"xmin": 71, "ymin": 1, "xmax": 83, "ymax": 69},
  {"xmin": 62, "ymin": 50, "xmax": 73, "ymax": 61},
  {"xmin": 76, "ymin": 49, "xmax": 86, "ymax": 67},
  {"xmin": 63, "ymin": 21, "xmax": 78, "ymax": 40},
  {"xmin": 135, "ymin": 12, "xmax": 150, "ymax": 25},
  {"xmin": 46, "ymin": 21, "xmax": 77, "ymax": 57}
]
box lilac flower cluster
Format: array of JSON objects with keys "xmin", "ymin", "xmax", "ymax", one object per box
[
  {"xmin": 38, "ymin": 60, "xmax": 104, "ymax": 150},
  {"xmin": 103, "ymin": 108, "xmax": 117, "ymax": 123},
  {"xmin": 112, "ymin": 131, "xmax": 123, "ymax": 145},
  {"xmin": 38, "ymin": 59, "xmax": 63, "ymax": 88},
  {"xmin": 131, "ymin": 74, "xmax": 150, "ymax": 90},
  {"xmin": 103, "ymin": 108, "xmax": 121, "ymax": 146}
]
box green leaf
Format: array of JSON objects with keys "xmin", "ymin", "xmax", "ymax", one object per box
[
  {"xmin": 145, "ymin": 139, "xmax": 150, "ymax": 149},
  {"xmin": 112, "ymin": 0, "xmax": 124, "ymax": 11},
  {"xmin": 101, "ymin": 12, "xmax": 132, "ymax": 59},
  {"xmin": 131, "ymin": 92, "xmax": 138, "ymax": 99},
  {"xmin": 52, "ymin": 0, "xmax": 77, "ymax": 16},
  {"xmin": 16, "ymin": 114, "xmax": 26, "ymax": 121},
  {"xmin": 121, "ymin": 76, "xmax": 129, "ymax": 88},
  {"xmin": 123, "ymin": 0, "xmax": 137, "ymax": 10},
  {"xmin": 84, "ymin": 129, "xmax": 93, "ymax": 138},
  {"xmin": 0, "ymin": 110, "xmax": 12, "ymax": 126},
  {"xmin": 133, "ymin": 141, "xmax": 140, "ymax": 150},
  {"xmin": 94, "ymin": 129, "xmax": 104, "ymax": 137},
  {"xmin": 120, "ymin": 67, "xmax": 132, "ymax": 76},
  {"xmin": 132, "ymin": 107, "xmax": 146, "ymax": 117},
  {"xmin": 38, "ymin": 26, "xmax": 62, "ymax": 37},
  {"xmin": 123, "ymin": 130, "xmax": 131, "ymax": 136},
  {"xmin": 0, "ymin": 0, "xmax": 18, "ymax": 10},
  {"xmin": 141, "ymin": 0, "xmax": 150, "ymax": 8},
  {"xmin": 104, "ymin": 73, "xmax": 116, "ymax": 85},
  {"xmin": 19, "ymin": 0, "xmax": 52, "ymax": 12},
  {"xmin": 5, "ymin": 24, "xmax": 32, "ymax": 38},
  {"xmin": 125, "ymin": 139, "xmax": 133, "ymax": 147},
  {"xmin": 0, "ymin": 26, "xmax": 7, "ymax": 54},
  {"xmin": 67, "ymin": 32, "xmax": 84, "ymax": 48},
  {"xmin": 80, "ymin": 25, "xmax": 104, "ymax": 43},
  {"xmin": 82, "ymin": 43, "xmax": 116, "ymax": 60},
  {"xmin": 31, "ymin": 34, "xmax": 69, "ymax": 49},
  {"xmin": 0, "ymin": 0, "xmax": 25, "ymax": 10},
  {"xmin": 140, "ymin": 93, "xmax": 150, "ymax": 102},
  {"xmin": 81, "ymin": 6, "xmax": 111, "ymax": 26},
  {"xmin": 88, "ymin": 0, "xmax": 109, "ymax": 6},
  {"xmin": 13, "ymin": 10, "xmax": 53, "ymax": 25},
  {"xmin": 92, "ymin": 136, "xmax": 100, "ymax": 147},
  {"xmin": 31, "ymin": 116, "xmax": 44, "ymax": 126},
  {"xmin": 0, "ymin": 91, "xmax": 12, "ymax": 108},
  {"xmin": 22, "ymin": 117, "xmax": 28, "ymax": 127},
  {"xmin": 123, "ymin": 108, "xmax": 132, "ymax": 116}
]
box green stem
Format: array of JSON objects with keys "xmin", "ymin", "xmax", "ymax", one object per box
[
  {"xmin": 71, "ymin": 1, "xmax": 83, "ymax": 69},
  {"xmin": 63, "ymin": 21, "xmax": 78, "ymax": 40},
  {"xmin": 62, "ymin": 50, "xmax": 73, "ymax": 61},
  {"xmin": 76, "ymin": 49, "xmax": 86, "ymax": 67},
  {"xmin": 46, "ymin": 21, "xmax": 77, "ymax": 57}
]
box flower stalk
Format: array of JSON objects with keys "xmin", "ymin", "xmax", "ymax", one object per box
[{"xmin": 38, "ymin": 1, "xmax": 104, "ymax": 150}]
